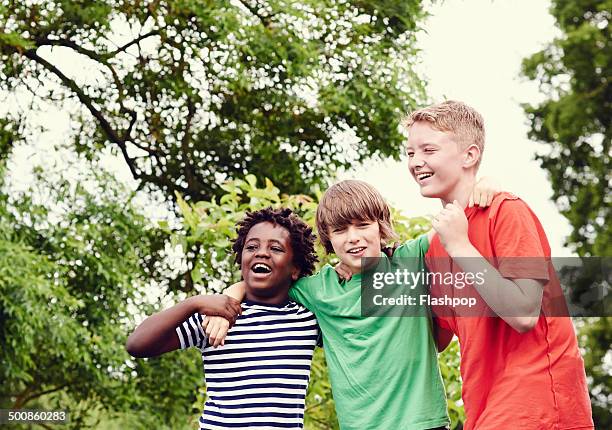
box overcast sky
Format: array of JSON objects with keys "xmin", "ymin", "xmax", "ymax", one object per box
[{"xmin": 340, "ymin": 0, "xmax": 574, "ymax": 256}]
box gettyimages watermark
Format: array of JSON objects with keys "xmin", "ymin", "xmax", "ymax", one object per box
[{"xmin": 359, "ymin": 257, "xmax": 610, "ymax": 318}]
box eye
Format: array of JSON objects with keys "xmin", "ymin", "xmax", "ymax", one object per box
[
  {"xmin": 245, "ymin": 244, "xmax": 257, "ymax": 251},
  {"xmin": 332, "ymin": 227, "xmax": 346, "ymax": 233},
  {"xmin": 424, "ymin": 147, "xmax": 436, "ymax": 153},
  {"xmin": 271, "ymin": 246, "xmax": 284, "ymax": 252},
  {"xmin": 406, "ymin": 151, "xmax": 415, "ymax": 157}
]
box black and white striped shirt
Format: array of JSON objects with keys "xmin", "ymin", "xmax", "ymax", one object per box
[{"xmin": 176, "ymin": 299, "xmax": 319, "ymax": 430}]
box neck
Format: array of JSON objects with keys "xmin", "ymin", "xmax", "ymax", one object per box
[
  {"xmin": 245, "ymin": 289, "xmax": 290, "ymax": 305},
  {"xmin": 440, "ymin": 175, "xmax": 477, "ymax": 208}
]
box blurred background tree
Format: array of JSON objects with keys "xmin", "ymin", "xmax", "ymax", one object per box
[
  {"xmin": 0, "ymin": 0, "xmax": 426, "ymax": 202},
  {"xmin": 0, "ymin": 122, "xmax": 203, "ymax": 429},
  {"xmin": 521, "ymin": 0, "xmax": 611, "ymax": 427}
]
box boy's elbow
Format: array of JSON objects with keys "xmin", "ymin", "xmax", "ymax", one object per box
[
  {"xmin": 125, "ymin": 334, "xmax": 147, "ymax": 358},
  {"xmin": 511, "ymin": 316, "xmax": 539, "ymax": 334}
]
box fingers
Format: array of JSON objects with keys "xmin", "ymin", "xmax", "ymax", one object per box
[
  {"xmin": 205, "ymin": 317, "xmax": 230, "ymax": 348},
  {"xmin": 481, "ymin": 191, "xmax": 493, "ymax": 208},
  {"xmin": 334, "ymin": 263, "xmax": 352, "ymax": 280},
  {"xmin": 468, "ymin": 192, "xmax": 474, "ymax": 208},
  {"xmin": 339, "ymin": 268, "xmax": 351, "ymax": 280},
  {"xmin": 228, "ymin": 298, "xmax": 242, "ymax": 317}
]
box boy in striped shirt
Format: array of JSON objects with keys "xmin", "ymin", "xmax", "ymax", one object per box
[{"xmin": 126, "ymin": 207, "xmax": 320, "ymax": 429}]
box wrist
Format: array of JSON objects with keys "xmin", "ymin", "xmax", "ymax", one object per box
[
  {"xmin": 446, "ymin": 239, "xmax": 475, "ymax": 258},
  {"xmin": 186, "ymin": 295, "xmax": 206, "ymax": 313}
]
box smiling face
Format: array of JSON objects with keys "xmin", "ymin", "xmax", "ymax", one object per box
[
  {"xmin": 328, "ymin": 220, "xmax": 382, "ymax": 275},
  {"xmin": 240, "ymin": 222, "xmax": 300, "ymax": 299},
  {"xmin": 406, "ymin": 121, "xmax": 477, "ymax": 204}
]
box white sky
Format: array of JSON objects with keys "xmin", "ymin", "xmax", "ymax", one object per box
[
  {"xmin": 340, "ymin": 0, "xmax": 575, "ymax": 256},
  {"xmin": 5, "ymin": 0, "xmax": 574, "ymax": 256}
]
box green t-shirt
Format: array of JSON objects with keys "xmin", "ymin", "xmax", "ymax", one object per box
[{"xmin": 290, "ymin": 235, "xmax": 449, "ymax": 430}]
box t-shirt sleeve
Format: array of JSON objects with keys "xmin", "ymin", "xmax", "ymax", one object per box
[
  {"xmin": 289, "ymin": 271, "xmax": 324, "ymax": 310},
  {"xmin": 493, "ymin": 199, "xmax": 549, "ymax": 281},
  {"xmin": 175, "ymin": 312, "xmax": 207, "ymax": 350},
  {"xmin": 393, "ymin": 234, "xmax": 430, "ymax": 259}
]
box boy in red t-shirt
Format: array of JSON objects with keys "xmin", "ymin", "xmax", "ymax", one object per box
[{"xmin": 403, "ymin": 100, "xmax": 593, "ymax": 430}]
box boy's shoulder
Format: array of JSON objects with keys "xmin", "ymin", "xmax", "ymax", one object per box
[
  {"xmin": 393, "ymin": 234, "xmax": 429, "ymax": 259},
  {"xmin": 293, "ymin": 265, "xmax": 336, "ymax": 287},
  {"xmin": 481, "ymin": 191, "xmax": 524, "ymax": 220}
]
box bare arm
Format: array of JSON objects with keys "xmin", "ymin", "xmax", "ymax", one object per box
[
  {"xmin": 126, "ymin": 295, "xmax": 241, "ymax": 358},
  {"xmin": 202, "ymin": 281, "xmax": 247, "ymax": 347},
  {"xmin": 433, "ymin": 202, "xmax": 543, "ymax": 333},
  {"xmin": 223, "ymin": 281, "xmax": 247, "ymax": 301}
]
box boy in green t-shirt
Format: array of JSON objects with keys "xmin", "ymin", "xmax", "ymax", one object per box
[{"xmin": 205, "ymin": 179, "xmax": 497, "ymax": 429}]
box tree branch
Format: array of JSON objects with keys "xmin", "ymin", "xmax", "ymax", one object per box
[
  {"xmin": 22, "ymin": 48, "xmax": 141, "ymax": 180},
  {"xmin": 237, "ymin": 0, "xmax": 273, "ymax": 27},
  {"xmin": 12, "ymin": 384, "xmax": 69, "ymax": 409},
  {"xmin": 107, "ymin": 30, "xmax": 160, "ymax": 57}
]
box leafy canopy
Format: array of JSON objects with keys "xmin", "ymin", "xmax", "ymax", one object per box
[{"xmin": 0, "ymin": 0, "xmax": 428, "ymax": 201}]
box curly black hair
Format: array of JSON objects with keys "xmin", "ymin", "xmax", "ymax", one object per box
[{"xmin": 233, "ymin": 207, "xmax": 318, "ymax": 278}]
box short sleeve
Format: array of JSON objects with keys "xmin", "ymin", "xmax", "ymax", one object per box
[
  {"xmin": 393, "ymin": 234, "xmax": 430, "ymax": 259},
  {"xmin": 493, "ymin": 199, "xmax": 549, "ymax": 281},
  {"xmin": 175, "ymin": 312, "xmax": 207, "ymax": 350},
  {"xmin": 288, "ymin": 271, "xmax": 325, "ymax": 310}
]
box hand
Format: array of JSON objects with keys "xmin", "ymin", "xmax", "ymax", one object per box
[
  {"xmin": 202, "ymin": 316, "xmax": 231, "ymax": 348},
  {"xmin": 469, "ymin": 176, "xmax": 501, "ymax": 208},
  {"xmin": 194, "ymin": 294, "xmax": 241, "ymax": 325},
  {"xmin": 334, "ymin": 261, "xmax": 352, "ymax": 280},
  {"xmin": 432, "ymin": 200, "xmax": 471, "ymax": 255},
  {"xmin": 382, "ymin": 242, "xmax": 400, "ymax": 258}
]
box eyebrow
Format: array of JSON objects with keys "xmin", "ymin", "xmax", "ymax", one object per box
[{"xmin": 245, "ymin": 238, "xmax": 285, "ymax": 246}]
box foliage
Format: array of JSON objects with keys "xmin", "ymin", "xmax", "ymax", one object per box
[
  {"xmin": 521, "ymin": 0, "xmax": 610, "ymax": 257},
  {"xmin": 0, "ymin": 138, "xmax": 201, "ymax": 428},
  {"xmin": 521, "ymin": 1, "xmax": 611, "ymax": 426},
  {"xmin": 171, "ymin": 174, "xmax": 464, "ymax": 429},
  {"xmin": 0, "ymin": 0, "xmax": 428, "ymax": 202}
]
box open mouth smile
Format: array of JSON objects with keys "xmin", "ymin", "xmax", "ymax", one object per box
[
  {"xmin": 415, "ymin": 172, "xmax": 434, "ymax": 183},
  {"xmin": 347, "ymin": 247, "xmax": 366, "ymax": 255},
  {"xmin": 251, "ymin": 263, "xmax": 272, "ymax": 274}
]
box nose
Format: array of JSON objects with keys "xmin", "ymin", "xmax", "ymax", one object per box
[
  {"xmin": 408, "ymin": 153, "xmax": 424, "ymax": 171},
  {"xmin": 255, "ymin": 247, "xmax": 270, "ymax": 258},
  {"xmin": 346, "ymin": 225, "xmax": 359, "ymax": 243}
]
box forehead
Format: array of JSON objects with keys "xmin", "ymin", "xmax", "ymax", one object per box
[
  {"xmin": 245, "ymin": 221, "xmax": 291, "ymax": 244},
  {"xmin": 329, "ymin": 219, "xmax": 380, "ymax": 233},
  {"xmin": 405, "ymin": 121, "xmax": 455, "ymax": 147}
]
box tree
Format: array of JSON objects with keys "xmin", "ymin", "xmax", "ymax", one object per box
[
  {"xmin": 0, "ymin": 123, "xmax": 203, "ymax": 428},
  {"xmin": 521, "ymin": 0, "xmax": 610, "ymax": 257},
  {"xmin": 0, "ymin": 0, "xmax": 427, "ymax": 202},
  {"xmin": 521, "ymin": 1, "xmax": 611, "ymax": 426}
]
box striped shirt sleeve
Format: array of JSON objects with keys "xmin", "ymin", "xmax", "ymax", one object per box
[{"xmin": 175, "ymin": 312, "xmax": 207, "ymax": 350}]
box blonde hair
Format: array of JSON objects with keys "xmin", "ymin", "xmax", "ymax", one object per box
[
  {"xmin": 316, "ymin": 180, "xmax": 397, "ymax": 254},
  {"xmin": 402, "ymin": 100, "xmax": 485, "ymax": 168}
]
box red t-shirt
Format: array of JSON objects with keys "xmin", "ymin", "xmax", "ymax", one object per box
[{"xmin": 425, "ymin": 193, "xmax": 593, "ymax": 430}]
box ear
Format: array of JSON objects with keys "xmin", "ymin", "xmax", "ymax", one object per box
[
  {"xmin": 291, "ymin": 265, "xmax": 300, "ymax": 281},
  {"xmin": 462, "ymin": 144, "xmax": 481, "ymax": 169}
]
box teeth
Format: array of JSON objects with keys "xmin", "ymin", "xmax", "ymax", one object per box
[
  {"xmin": 252, "ymin": 263, "xmax": 272, "ymax": 273},
  {"xmin": 348, "ymin": 247, "xmax": 366, "ymax": 254},
  {"xmin": 417, "ymin": 173, "xmax": 433, "ymax": 180}
]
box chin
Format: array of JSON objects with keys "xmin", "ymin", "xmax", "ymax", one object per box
[{"xmin": 419, "ymin": 187, "xmax": 438, "ymax": 198}]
